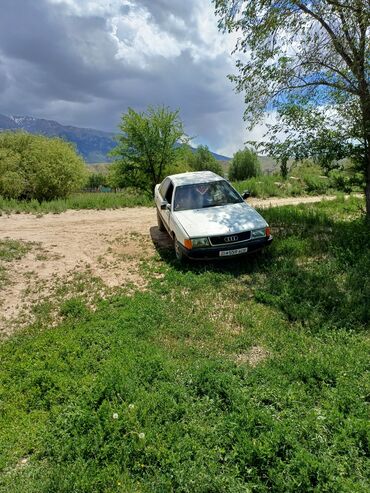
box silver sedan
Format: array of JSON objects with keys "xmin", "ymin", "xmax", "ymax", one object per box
[{"xmin": 154, "ymin": 171, "xmax": 273, "ymax": 261}]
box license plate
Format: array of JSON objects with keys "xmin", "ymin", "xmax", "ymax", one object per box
[{"xmin": 219, "ymin": 247, "xmax": 248, "ymax": 257}]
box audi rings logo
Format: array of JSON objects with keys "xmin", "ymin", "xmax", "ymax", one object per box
[{"xmin": 224, "ymin": 235, "xmax": 238, "ymax": 243}]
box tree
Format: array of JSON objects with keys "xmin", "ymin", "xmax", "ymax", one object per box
[
  {"xmin": 187, "ymin": 145, "xmax": 224, "ymax": 176},
  {"xmin": 257, "ymin": 98, "xmax": 363, "ymax": 178},
  {"xmin": 0, "ymin": 132, "xmax": 87, "ymax": 200},
  {"xmin": 111, "ymin": 106, "xmax": 188, "ymax": 193},
  {"xmin": 229, "ymin": 148, "xmax": 261, "ymax": 180},
  {"xmin": 214, "ymin": 0, "xmax": 370, "ymax": 215},
  {"xmin": 86, "ymin": 173, "xmax": 107, "ymax": 190}
]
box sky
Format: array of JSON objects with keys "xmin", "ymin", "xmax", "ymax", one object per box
[{"xmin": 0, "ymin": 0, "xmax": 270, "ymax": 156}]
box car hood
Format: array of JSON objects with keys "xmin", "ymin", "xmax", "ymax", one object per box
[{"xmin": 173, "ymin": 202, "xmax": 268, "ymax": 237}]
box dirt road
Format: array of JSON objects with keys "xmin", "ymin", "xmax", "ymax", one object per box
[{"xmin": 0, "ymin": 195, "xmax": 341, "ymax": 335}]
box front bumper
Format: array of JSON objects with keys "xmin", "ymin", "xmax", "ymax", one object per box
[{"xmin": 179, "ymin": 235, "xmax": 273, "ymax": 260}]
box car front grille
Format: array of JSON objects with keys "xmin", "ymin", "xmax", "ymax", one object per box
[{"xmin": 209, "ymin": 231, "xmax": 251, "ymax": 246}]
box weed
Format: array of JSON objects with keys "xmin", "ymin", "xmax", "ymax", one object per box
[{"xmin": 0, "ymin": 239, "xmax": 32, "ymax": 262}]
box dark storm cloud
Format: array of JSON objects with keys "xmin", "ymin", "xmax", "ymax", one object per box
[
  {"xmin": 136, "ymin": 0, "xmax": 194, "ymax": 37},
  {"xmin": 0, "ymin": 0, "xmax": 136, "ymax": 101},
  {"xmin": 0, "ymin": 0, "xmax": 248, "ymax": 155}
]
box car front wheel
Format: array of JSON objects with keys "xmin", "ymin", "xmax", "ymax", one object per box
[{"xmin": 174, "ymin": 236, "xmax": 186, "ymax": 263}]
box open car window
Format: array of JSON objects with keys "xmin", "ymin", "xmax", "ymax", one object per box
[
  {"xmin": 173, "ymin": 180, "xmax": 243, "ymax": 211},
  {"xmin": 165, "ymin": 182, "xmax": 174, "ymax": 204},
  {"xmin": 159, "ymin": 178, "xmax": 170, "ymax": 199}
]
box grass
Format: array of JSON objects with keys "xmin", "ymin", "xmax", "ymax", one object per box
[
  {"xmin": 233, "ymin": 174, "xmax": 343, "ymax": 198},
  {"xmin": 233, "ymin": 160, "xmax": 363, "ymax": 199},
  {"xmin": 0, "ymin": 197, "xmax": 369, "ymax": 492},
  {"xmin": 0, "ymin": 239, "xmax": 32, "ymax": 262},
  {"xmin": 0, "ymin": 190, "xmax": 153, "ymax": 214}
]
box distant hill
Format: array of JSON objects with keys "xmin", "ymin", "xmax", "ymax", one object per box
[
  {"xmin": 0, "ymin": 113, "xmax": 231, "ymax": 164},
  {"xmin": 0, "ymin": 114, "xmax": 117, "ymax": 163}
]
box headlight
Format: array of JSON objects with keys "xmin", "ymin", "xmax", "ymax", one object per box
[
  {"xmin": 192, "ymin": 237, "xmax": 210, "ymax": 248},
  {"xmin": 251, "ymin": 228, "xmax": 266, "ymax": 239}
]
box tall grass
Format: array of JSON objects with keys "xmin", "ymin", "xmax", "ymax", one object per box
[
  {"xmin": 232, "ymin": 162, "xmax": 363, "ymax": 198},
  {"xmin": 0, "ymin": 191, "xmax": 153, "ymax": 214},
  {"xmin": 233, "ymin": 174, "xmax": 332, "ymax": 198}
]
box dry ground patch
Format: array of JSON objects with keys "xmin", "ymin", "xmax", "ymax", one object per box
[{"xmin": 0, "ymin": 208, "xmax": 161, "ymax": 335}]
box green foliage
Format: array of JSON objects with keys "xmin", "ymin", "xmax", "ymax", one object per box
[
  {"xmin": 257, "ymin": 102, "xmax": 361, "ymax": 176},
  {"xmin": 214, "ymin": 0, "xmax": 370, "ymax": 213},
  {"xmin": 184, "ymin": 144, "xmax": 224, "ymax": 176},
  {"xmin": 0, "ymin": 132, "xmax": 87, "ymax": 201},
  {"xmin": 86, "ymin": 172, "xmax": 109, "ymax": 189},
  {"xmin": 232, "ymin": 161, "xmax": 361, "ymax": 198},
  {"xmin": 0, "ymin": 198, "xmax": 369, "ymax": 492},
  {"xmin": 229, "ymin": 148, "xmax": 261, "ymax": 180},
  {"xmin": 233, "ymin": 175, "xmax": 291, "ymax": 198},
  {"xmin": 292, "ymin": 161, "xmax": 330, "ymax": 194},
  {"xmin": 0, "ymin": 171, "xmax": 25, "ymax": 198},
  {"xmin": 111, "ymin": 106, "xmax": 188, "ymax": 193},
  {"xmin": 60, "ymin": 298, "xmax": 90, "ymax": 320},
  {"xmin": 233, "ymin": 165, "xmax": 323, "ymax": 198},
  {"xmin": 0, "ymin": 163, "xmax": 359, "ymax": 213}
]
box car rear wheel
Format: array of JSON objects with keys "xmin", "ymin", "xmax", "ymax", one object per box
[{"xmin": 157, "ymin": 209, "xmax": 166, "ymax": 232}]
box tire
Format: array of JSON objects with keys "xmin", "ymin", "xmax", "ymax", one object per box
[
  {"xmin": 157, "ymin": 209, "xmax": 166, "ymax": 232},
  {"xmin": 174, "ymin": 235, "xmax": 187, "ymax": 263}
]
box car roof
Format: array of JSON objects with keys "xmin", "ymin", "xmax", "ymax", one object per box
[{"xmin": 166, "ymin": 171, "xmax": 224, "ymax": 186}]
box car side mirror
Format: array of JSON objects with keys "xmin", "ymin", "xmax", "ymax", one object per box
[
  {"xmin": 242, "ymin": 190, "xmax": 250, "ymax": 200},
  {"xmin": 166, "ymin": 203, "xmax": 171, "ymax": 211},
  {"xmin": 160, "ymin": 200, "xmax": 168, "ymax": 210}
]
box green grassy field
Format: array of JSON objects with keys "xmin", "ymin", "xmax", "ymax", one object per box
[
  {"xmin": 0, "ymin": 197, "xmax": 369, "ymax": 492},
  {"xmin": 0, "ymin": 191, "xmax": 153, "ymax": 214}
]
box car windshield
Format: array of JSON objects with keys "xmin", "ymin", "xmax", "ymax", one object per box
[{"xmin": 173, "ymin": 180, "xmax": 243, "ymax": 211}]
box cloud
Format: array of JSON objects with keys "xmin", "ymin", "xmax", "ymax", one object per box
[{"xmin": 0, "ymin": 0, "xmax": 254, "ymax": 156}]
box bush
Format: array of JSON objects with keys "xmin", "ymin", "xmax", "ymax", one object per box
[
  {"xmin": 291, "ymin": 160, "xmax": 331, "ymax": 194},
  {"xmin": 0, "ymin": 132, "xmax": 87, "ymax": 200},
  {"xmin": 86, "ymin": 172, "xmax": 109, "ymax": 190},
  {"xmin": 187, "ymin": 145, "xmax": 224, "ymax": 176},
  {"xmin": 328, "ymin": 168, "xmax": 364, "ymax": 193},
  {"xmin": 229, "ymin": 148, "xmax": 261, "ymax": 180}
]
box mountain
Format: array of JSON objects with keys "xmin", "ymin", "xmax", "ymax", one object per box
[
  {"xmin": 0, "ymin": 114, "xmax": 116, "ymax": 163},
  {"xmin": 0, "ymin": 113, "xmax": 231, "ymax": 164}
]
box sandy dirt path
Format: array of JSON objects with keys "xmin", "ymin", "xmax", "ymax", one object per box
[{"xmin": 0, "ymin": 195, "xmax": 341, "ymax": 335}]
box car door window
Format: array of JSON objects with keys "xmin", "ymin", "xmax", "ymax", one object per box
[
  {"xmin": 159, "ymin": 178, "xmax": 170, "ymax": 199},
  {"xmin": 165, "ymin": 183, "xmax": 174, "ymax": 205}
]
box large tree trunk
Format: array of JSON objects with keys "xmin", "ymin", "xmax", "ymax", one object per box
[
  {"xmin": 364, "ymin": 125, "xmax": 370, "ymax": 217},
  {"xmin": 365, "ymin": 154, "xmax": 370, "ymax": 218},
  {"xmin": 360, "ymin": 91, "xmax": 370, "ymax": 219}
]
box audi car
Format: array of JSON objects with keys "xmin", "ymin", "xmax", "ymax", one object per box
[{"xmin": 154, "ymin": 171, "xmax": 273, "ymax": 261}]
